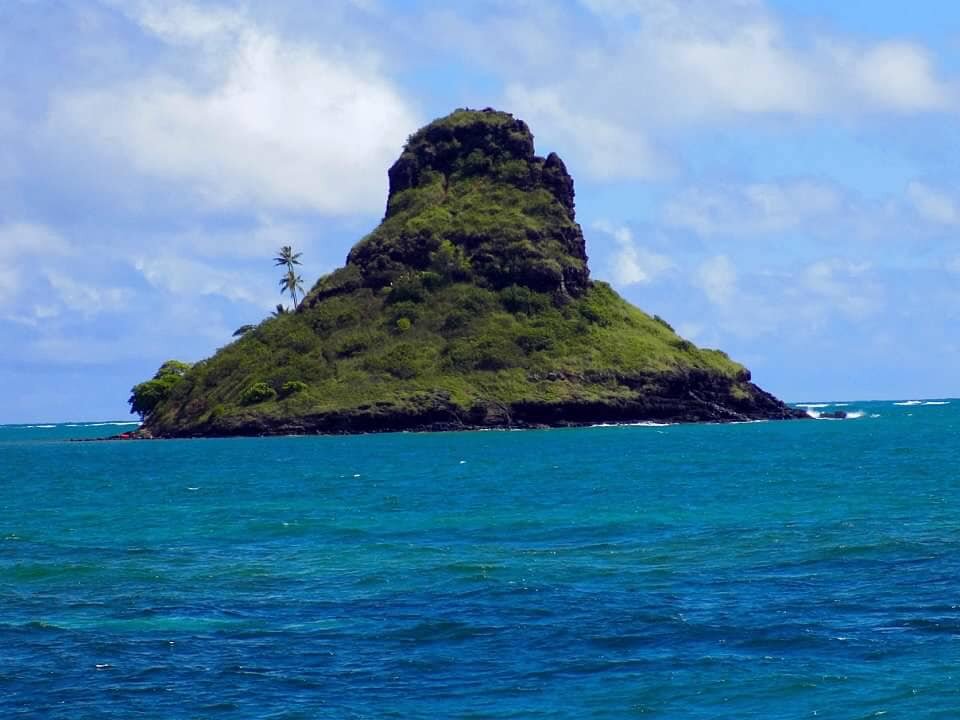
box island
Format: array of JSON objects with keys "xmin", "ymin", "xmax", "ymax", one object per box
[{"xmin": 130, "ymin": 108, "xmax": 806, "ymax": 438}]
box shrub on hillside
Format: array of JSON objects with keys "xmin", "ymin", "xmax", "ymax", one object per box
[
  {"xmin": 128, "ymin": 359, "xmax": 193, "ymax": 419},
  {"xmin": 429, "ymin": 239, "xmax": 471, "ymax": 282},
  {"xmin": 499, "ymin": 284, "xmax": 549, "ymax": 315},
  {"xmin": 653, "ymin": 315, "xmax": 674, "ymax": 332},
  {"xmin": 364, "ymin": 344, "xmax": 420, "ymax": 379},
  {"xmin": 241, "ymin": 382, "xmax": 277, "ymax": 405},
  {"xmin": 385, "ymin": 274, "xmax": 425, "ymax": 305},
  {"xmin": 280, "ymin": 380, "xmax": 308, "ymax": 397}
]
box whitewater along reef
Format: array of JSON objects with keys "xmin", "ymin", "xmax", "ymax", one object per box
[{"xmin": 130, "ymin": 108, "xmax": 806, "ymax": 438}]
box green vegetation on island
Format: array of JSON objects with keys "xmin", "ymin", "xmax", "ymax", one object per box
[{"xmin": 131, "ymin": 108, "xmax": 802, "ymax": 436}]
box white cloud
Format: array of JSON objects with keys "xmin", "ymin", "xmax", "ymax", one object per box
[
  {"xmin": 802, "ymin": 259, "xmax": 880, "ymax": 320},
  {"xmin": 135, "ymin": 2, "xmax": 245, "ymax": 44},
  {"xmin": 0, "ymin": 223, "xmax": 73, "ymax": 307},
  {"xmin": 676, "ymin": 321, "xmax": 703, "ymax": 340},
  {"xmin": 135, "ymin": 254, "xmax": 277, "ymax": 308},
  {"xmin": 45, "ymin": 271, "xmax": 132, "ymax": 317},
  {"xmin": 907, "ymin": 181, "xmax": 959, "ymax": 225},
  {"xmin": 157, "ymin": 219, "xmax": 315, "ymax": 260},
  {"xmin": 0, "ymin": 222, "xmax": 141, "ymax": 326},
  {"xmin": 0, "ymin": 222, "xmax": 71, "ymax": 259},
  {"xmin": 696, "ymin": 255, "xmax": 737, "ymax": 305},
  {"xmin": 505, "ymin": 86, "xmax": 666, "ymax": 181},
  {"xmin": 664, "ymin": 181, "xmax": 840, "ymax": 236},
  {"xmin": 846, "ymin": 42, "xmax": 951, "ymax": 112},
  {"xmin": 594, "ymin": 221, "xmax": 673, "ymax": 285},
  {"xmin": 681, "ymin": 254, "xmax": 883, "ymax": 342},
  {"xmin": 4, "ymin": 304, "xmax": 60, "ymax": 328},
  {"xmin": 644, "ymin": 9, "xmax": 821, "ymax": 116},
  {"xmin": 345, "ymin": 0, "xmax": 386, "ymax": 15},
  {"xmin": 614, "ymin": 245, "xmax": 673, "ymax": 286},
  {"xmin": 49, "ymin": 4, "xmax": 420, "ymax": 214},
  {"xmin": 443, "ymin": 0, "xmax": 956, "ymax": 179},
  {"xmin": 576, "ymin": 0, "xmax": 953, "ymax": 116}
]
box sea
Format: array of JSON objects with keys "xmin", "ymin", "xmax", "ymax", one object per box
[{"xmin": 1, "ymin": 400, "xmax": 958, "ymax": 718}]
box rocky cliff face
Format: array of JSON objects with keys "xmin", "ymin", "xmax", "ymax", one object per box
[
  {"xmin": 310, "ymin": 109, "xmax": 589, "ymax": 305},
  {"xmin": 138, "ymin": 108, "xmax": 806, "ymax": 438},
  {"xmin": 384, "ymin": 110, "xmax": 576, "ymax": 217}
]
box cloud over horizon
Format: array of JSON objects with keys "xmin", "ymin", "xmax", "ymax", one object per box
[{"xmin": 49, "ymin": 2, "xmax": 420, "ymax": 215}]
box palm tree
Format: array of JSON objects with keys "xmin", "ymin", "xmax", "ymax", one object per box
[
  {"xmin": 279, "ymin": 268, "xmax": 304, "ymax": 309},
  {"xmin": 272, "ymin": 303, "xmax": 289, "ymax": 317},
  {"xmin": 273, "ymin": 246, "xmax": 302, "ymax": 272},
  {"xmin": 274, "ymin": 246, "xmax": 304, "ymax": 309}
]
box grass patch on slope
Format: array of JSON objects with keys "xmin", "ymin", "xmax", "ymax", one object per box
[{"xmin": 151, "ymin": 280, "xmax": 747, "ymax": 432}]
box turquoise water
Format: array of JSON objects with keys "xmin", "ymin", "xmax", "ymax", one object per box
[{"xmin": 2, "ymin": 401, "xmax": 959, "ymax": 718}]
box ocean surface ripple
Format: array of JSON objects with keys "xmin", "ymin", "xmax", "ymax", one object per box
[{"xmin": 1, "ymin": 402, "xmax": 959, "ymax": 718}]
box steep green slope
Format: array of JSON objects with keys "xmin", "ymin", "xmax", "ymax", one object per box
[{"xmin": 139, "ymin": 109, "xmax": 802, "ymax": 437}]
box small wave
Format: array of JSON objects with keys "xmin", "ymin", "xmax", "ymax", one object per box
[
  {"xmin": 894, "ymin": 400, "xmax": 923, "ymax": 406},
  {"xmin": 589, "ymin": 421, "xmax": 672, "ymax": 428},
  {"xmin": 26, "ymin": 425, "xmax": 56, "ymax": 429},
  {"xmin": 807, "ymin": 409, "xmax": 866, "ymax": 420},
  {"xmin": 87, "ymin": 421, "xmax": 141, "ymax": 427},
  {"xmin": 833, "ymin": 403, "xmax": 849, "ymax": 407},
  {"xmin": 923, "ymin": 401, "xmax": 950, "ymax": 406},
  {"xmin": 797, "ymin": 403, "xmax": 830, "ymax": 409}
]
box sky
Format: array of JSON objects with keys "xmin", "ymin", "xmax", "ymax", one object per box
[{"xmin": 1, "ymin": 0, "xmax": 959, "ymax": 423}]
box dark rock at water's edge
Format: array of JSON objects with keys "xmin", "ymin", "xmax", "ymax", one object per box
[
  {"xmin": 135, "ymin": 108, "xmax": 807, "ymax": 438},
  {"xmin": 146, "ymin": 369, "xmax": 806, "ymax": 439},
  {"xmin": 817, "ymin": 410, "xmax": 848, "ymax": 419},
  {"xmin": 71, "ymin": 429, "xmax": 152, "ymax": 442}
]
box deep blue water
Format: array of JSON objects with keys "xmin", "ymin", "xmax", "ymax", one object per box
[{"xmin": 2, "ymin": 401, "xmax": 959, "ymax": 718}]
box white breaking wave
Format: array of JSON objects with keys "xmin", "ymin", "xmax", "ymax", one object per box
[
  {"xmin": 796, "ymin": 403, "xmax": 830, "ymax": 408},
  {"xmin": 806, "ymin": 409, "xmax": 867, "ymax": 420},
  {"xmin": 923, "ymin": 401, "xmax": 950, "ymax": 406},
  {"xmin": 894, "ymin": 400, "xmax": 923, "ymax": 406},
  {"xmin": 590, "ymin": 421, "xmax": 672, "ymax": 428}
]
